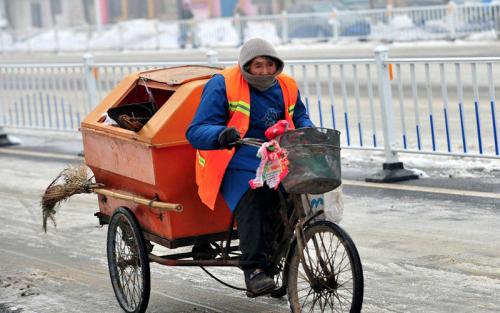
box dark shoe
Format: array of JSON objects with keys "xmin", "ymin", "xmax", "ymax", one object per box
[{"xmin": 245, "ymin": 270, "xmax": 277, "ymax": 298}]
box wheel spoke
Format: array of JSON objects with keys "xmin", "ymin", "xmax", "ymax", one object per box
[
  {"xmin": 297, "ymin": 285, "xmax": 313, "ymax": 294},
  {"xmin": 299, "ymin": 284, "xmax": 315, "ymax": 307},
  {"xmin": 319, "ymin": 292, "xmax": 329, "ymax": 312},
  {"xmin": 334, "ymin": 250, "xmax": 348, "ymax": 274},
  {"xmin": 337, "ymin": 276, "xmax": 354, "ymax": 289},
  {"xmin": 331, "ymin": 237, "xmax": 342, "ymax": 269},
  {"xmin": 129, "ymin": 277, "xmax": 138, "ymax": 304},
  {"xmin": 325, "ymin": 292, "xmax": 336, "ymax": 311},
  {"xmin": 318, "ymin": 233, "xmax": 332, "ymax": 262},
  {"xmin": 309, "ymin": 292, "xmax": 319, "ymax": 313},
  {"xmin": 297, "ymin": 267, "xmax": 312, "ymax": 284},
  {"xmin": 334, "ymin": 286, "xmax": 352, "ymax": 310},
  {"xmin": 337, "ymin": 283, "xmax": 354, "ymax": 296},
  {"xmin": 125, "ymin": 268, "xmax": 134, "ymax": 305},
  {"xmin": 303, "ymin": 236, "xmax": 317, "ymax": 277},
  {"xmin": 323, "ymin": 232, "xmax": 336, "ymax": 272},
  {"xmin": 319, "ymin": 292, "xmax": 327, "ymax": 312}
]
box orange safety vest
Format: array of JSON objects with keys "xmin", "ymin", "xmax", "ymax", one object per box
[{"xmin": 195, "ymin": 66, "xmax": 298, "ymax": 210}]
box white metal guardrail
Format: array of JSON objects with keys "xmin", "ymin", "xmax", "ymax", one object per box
[
  {"xmin": 0, "ymin": 56, "xmax": 209, "ymax": 131},
  {"xmin": 0, "ymin": 3, "xmax": 499, "ymax": 53},
  {"xmin": 387, "ymin": 55, "xmax": 500, "ymax": 158},
  {"xmin": 0, "ymin": 49, "xmax": 498, "ymax": 160}
]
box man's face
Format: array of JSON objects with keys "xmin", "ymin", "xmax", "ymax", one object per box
[{"xmin": 247, "ymin": 57, "xmax": 277, "ymax": 76}]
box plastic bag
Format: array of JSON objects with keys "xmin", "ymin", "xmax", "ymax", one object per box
[
  {"xmin": 301, "ymin": 185, "xmax": 344, "ymax": 223},
  {"xmin": 100, "ymin": 113, "xmax": 118, "ymax": 126}
]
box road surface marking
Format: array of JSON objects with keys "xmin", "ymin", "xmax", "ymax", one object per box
[{"xmin": 343, "ymin": 179, "xmax": 500, "ymax": 200}]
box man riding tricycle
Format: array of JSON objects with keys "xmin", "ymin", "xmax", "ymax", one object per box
[{"xmin": 43, "ymin": 38, "xmax": 363, "ymax": 313}]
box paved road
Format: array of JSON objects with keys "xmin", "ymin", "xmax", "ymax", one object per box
[
  {"xmin": 1, "ymin": 40, "xmax": 500, "ymax": 64},
  {"xmin": 0, "ymin": 129, "xmax": 499, "ymax": 313}
]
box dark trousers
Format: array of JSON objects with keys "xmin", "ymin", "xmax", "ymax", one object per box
[{"xmin": 234, "ymin": 186, "xmax": 282, "ymax": 278}]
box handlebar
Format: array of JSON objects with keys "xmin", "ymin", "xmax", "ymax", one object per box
[{"xmin": 229, "ymin": 138, "xmax": 265, "ymax": 148}]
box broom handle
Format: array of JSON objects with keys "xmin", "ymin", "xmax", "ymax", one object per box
[{"xmin": 93, "ymin": 188, "xmax": 183, "ymax": 212}]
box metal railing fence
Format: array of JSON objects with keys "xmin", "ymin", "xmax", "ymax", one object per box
[
  {"xmin": 1, "ymin": 3, "xmax": 499, "ymax": 53},
  {"xmin": 0, "ymin": 49, "xmax": 498, "ymax": 160},
  {"xmin": 387, "ymin": 55, "xmax": 500, "ymax": 158},
  {"xmin": 0, "ymin": 58, "xmax": 207, "ymax": 131}
]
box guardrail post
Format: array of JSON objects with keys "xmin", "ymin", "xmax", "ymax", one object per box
[
  {"xmin": 85, "ymin": 25, "xmax": 92, "ymax": 52},
  {"xmin": 366, "ymin": 46, "xmax": 418, "ymax": 183},
  {"xmin": 0, "ymin": 65, "xmax": 18, "ymax": 146},
  {"xmin": 27, "ymin": 31, "xmax": 32, "ymax": 54},
  {"xmin": 118, "ymin": 22, "xmax": 125, "ymax": 51},
  {"xmin": 234, "ymin": 13, "xmax": 244, "ymax": 46},
  {"xmin": 385, "ymin": 4, "xmax": 394, "ymax": 42},
  {"xmin": 54, "ymin": 26, "xmax": 61, "ymax": 54},
  {"xmin": 206, "ymin": 50, "xmax": 219, "ymax": 67},
  {"xmin": 281, "ymin": 10, "xmax": 289, "ymax": 44},
  {"xmin": 330, "ymin": 8, "xmax": 339, "ymax": 42},
  {"xmin": 94, "ymin": 0, "xmax": 103, "ymax": 32},
  {"xmin": 83, "ymin": 53, "xmax": 98, "ymax": 113},
  {"xmin": 447, "ymin": 1, "xmax": 457, "ymax": 41},
  {"xmin": 494, "ymin": 3, "xmax": 500, "ymax": 39},
  {"xmin": 0, "ymin": 30, "xmax": 5, "ymax": 54},
  {"xmin": 0, "ymin": 126, "xmax": 18, "ymax": 146},
  {"xmin": 154, "ymin": 19, "xmax": 161, "ymax": 50}
]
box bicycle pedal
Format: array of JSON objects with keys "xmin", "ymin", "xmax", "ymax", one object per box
[{"xmin": 245, "ymin": 286, "xmax": 276, "ymax": 298}]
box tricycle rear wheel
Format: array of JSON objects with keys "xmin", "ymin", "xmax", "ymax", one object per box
[
  {"xmin": 287, "ymin": 221, "xmax": 363, "ymax": 312},
  {"xmin": 107, "ymin": 207, "xmax": 151, "ymax": 313}
]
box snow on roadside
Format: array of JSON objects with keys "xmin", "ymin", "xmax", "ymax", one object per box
[
  {"xmin": 196, "ymin": 19, "xmax": 239, "ymax": 47},
  {"xmin": 342, "ymin": 148, "xmax": 500, "ymax": 178}
]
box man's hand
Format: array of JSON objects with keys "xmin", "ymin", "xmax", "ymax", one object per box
[{"xmin": 218, "ymin": 127, "xmax": 241, "ymax": 149}]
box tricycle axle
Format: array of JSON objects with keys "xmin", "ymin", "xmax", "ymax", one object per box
[{"xmin": 149, "ymin": 254, "xmax": 242, "ymax": 267}]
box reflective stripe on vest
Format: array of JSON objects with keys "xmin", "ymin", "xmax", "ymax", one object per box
[
  {"xmin": 195, "ymin": 66, "xmax": 298, "ymax": 210},
  {"xmin": 196, "ymin": 150, "xmax": 205, "ymax": 167},
  {"xmin": 228, "ymin": 100, "xmax": 251, "ymax": 116}
]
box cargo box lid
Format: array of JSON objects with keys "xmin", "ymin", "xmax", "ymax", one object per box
[{"xmin": 138, "ymin": 65, "xmax": 221, "ymax": 86}]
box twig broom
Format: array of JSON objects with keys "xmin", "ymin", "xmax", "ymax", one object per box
[{"xmin": 41, "ymin": 164, "xmax": 102, "ymax": 232}]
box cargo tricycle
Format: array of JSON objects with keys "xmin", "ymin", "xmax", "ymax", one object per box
[{"xmin": 80, "ymin": 65, "xmax": 363, "ymax": 313}]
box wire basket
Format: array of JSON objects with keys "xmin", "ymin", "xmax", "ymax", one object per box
[{"xmin": 278, "ymin": 128, "xmax": 341, "ymax": 194}]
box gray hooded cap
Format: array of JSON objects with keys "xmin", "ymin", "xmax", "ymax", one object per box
[{"xmin": 238, "ymin": 38, "xmax": 284, "ymax": 73}]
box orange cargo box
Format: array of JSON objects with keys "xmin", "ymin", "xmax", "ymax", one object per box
[{"xmin": 81, "ymin": 66, "xmax": 233, "ymax": 247}]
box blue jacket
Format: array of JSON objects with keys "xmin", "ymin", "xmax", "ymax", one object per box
[{"xmin": 186, "ymin": 74, "xmax": 314, "ymax": 211}]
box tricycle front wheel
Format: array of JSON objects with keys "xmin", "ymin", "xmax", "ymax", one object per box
[
  {"xmin": 107, "ymin": 207, "xmax": 151, "ymax": 313},
  {"xmin": 287, "ymin": 221, "xmax": 363, "ymax": 312}
]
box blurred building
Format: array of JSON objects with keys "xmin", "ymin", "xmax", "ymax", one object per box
[
  {"xmin": 95, "ymin": 0, "xmax": 178, "ymax": 23},
  {"xmin": 0, "ymin": 0, "xmax": 7, "ymax": 29},
  {"xmin": 0, "ymin": 0, "xmax": 232, "ymax": 31},
  {"xmin": 3, "ymin": 0, "xmax": 86, "ymax": 31}
]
